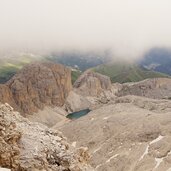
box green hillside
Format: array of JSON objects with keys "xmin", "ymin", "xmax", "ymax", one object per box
[
  {"xmin": 0, "ymin": 54, "xmax": 45, "ymax": 83},
  {"xmin": 93, "ymin": 62, "xmax": 170, "ymax": 83},
  {"xmin": 0, "ymin": 61, "xmax": 31, "ymax": 83},
  {"xmin": 0, "ymin": 55, "xmax": 82, "ymax": 85},
  {"xmin": 71, "ymin": 70, "xmax": 82, "ymax": 84},
  {"xmin": 0, "ymin": 55, "xmax": 170, "ymax": 85}
]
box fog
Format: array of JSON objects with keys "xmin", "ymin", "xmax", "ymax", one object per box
[{"xmin": 0, "ymin": 0, "xmax": 171, "ymax": 60}]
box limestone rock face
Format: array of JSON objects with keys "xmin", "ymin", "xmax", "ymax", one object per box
[
  {"xmin": 64, "ymin": 71, "xmax": 115, "ymax": 112},
  {"xmin": 74, "ymin": 71, "xmax": 112, "ymax": 96},
  {"xmin": 0, "ymin": 85, "xmax": 15, "ymax": 108},
  {"xmin": 64, "ymin": 91, "xmax": 92, "ymax": 112},
  {"xmin": 117, "ymin": 78, "xmax": 171, "ymax": 99},
  {"xmin": 0, "ymin": 104, "xmax": 21, "ymax": 170},
  {"xmin": 0, "ymin": 103, "xmax": 92, "ymax": 171},
  {"xmin": 0, "ymin": 63, "xmax": 72, "ymax": 115}
]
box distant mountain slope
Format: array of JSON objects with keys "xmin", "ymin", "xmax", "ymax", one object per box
[
  {"xmin": 0, "ymin": 65, "xmax": 19, "ymax": 83},
  {"xmin": 0, "ymin": 61, "xmax": 82, "ymax": 85},
  {"xmin": 71, "ymin": 70, "xmax": 82, "ymax": 84},
  {"xmin": 93, "ymin": 62, "xmax": 170, "ymax": 83},
  {"xmin": 0, "ymin": 53, "xmax": 45, "ymax": 83},
  {"xmin": 46, "ymin": 50, "xmax": 112, "ymax": 71},
  {"xmin": 1, "ymin": 49, "xmax": 171, "ymax": 84},
  {"xmin": 139, "ymin": 48, "xmax": 171, "ymax": 75},
  {"xmin": 0, "ymin": 51, "xmax": 111, "ymax": 83}
]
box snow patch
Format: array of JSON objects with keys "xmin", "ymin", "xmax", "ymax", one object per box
[
  {"xmin": 139, "ymin": 145, "xmax": 149, "ymax": 161},
  {"xmin": 153, "ymin": 158, "xmax": 163, "ymax": 170},
  {"xmin": 139, "ymin": 135, "xmax": 164, "ymax": 161},
  {"xmin": 95, "ymin": 164, "xmax": 102, "ymax": 170},
  {"xmin": 106, "ymin": 154, "xmax": 119, "ymax": 163},
  {"xmin": 150, "ymin": 135, "xmax": 164, "ymax": 145},
  {"xmin": 93, "ymin": 144, "xmax": 104, "ymax": 154},
  {"xmin": 0, "ymin": 168, "xmax": 11, "ymax": 171},
  {"xmin": 71, "ymin": 141, "xmax": 77, "ymax": 147},
  {"xmin": 103, "ymin": 116, "xmax": 110, "ymax": 120}
]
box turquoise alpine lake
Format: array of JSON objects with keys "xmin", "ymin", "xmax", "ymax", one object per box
[{"xmin": 66, "ymin": 109, "xmax": 91, "ymax": 119}]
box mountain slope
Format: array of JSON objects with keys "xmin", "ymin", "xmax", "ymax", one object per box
[
  {"xmin": 0, "ymin": 103, "xmax": 91, "ymax": 171},
  {"xmin": 60, "ymin": 95, "xmax": 171, "ymax": 171},
  {"xmin": 71, "ymin": 70, "xmax": 82, "ymax": 84},
  {"xmin": 46, "ymin": 51, "xmax": 112, "ymax": 71},
  {"xmin": 0, "ymin": 53, "xmax": 45, "ymax": 83},
  {"xmin": 93, "ymin": 62, "xmax": 170, "ymax": 83},
  {"xmin": 117, "ymin": 78, "xmax": 171, "ymax": 99},
  {"xmin": 0, "ymin": 51, "xmax": 108, "ymax": 84},
  {"xmin": 139, "ymin": 48, "xmax": 171, "ymax": 75}
]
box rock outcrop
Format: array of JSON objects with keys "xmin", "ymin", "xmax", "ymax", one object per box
[
  {"xmin": 0, "ymin": 63, "xmax": 72, "ymax": 115},
  {"xmin": 117, "ymin": 78, "xmax": 171, "ymax": 99},
  {"xmin": 0, "ymin": 103, "xmax": 92, "ymax": 171},
  {"xmin": 65, "ymin": 91, "xmax": 92, "ymax": 112},
  {"xmin": 74, "ymin": 71, "xmax": 112, "ymax": 96},
  {"xmin": 64, "ymin": 71, "xmax": 114, "ymax": 112}
]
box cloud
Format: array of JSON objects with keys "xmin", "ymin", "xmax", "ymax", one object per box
[{"xmin": 0, "ymin": 0, "xmax": 171, "ymax": 59}]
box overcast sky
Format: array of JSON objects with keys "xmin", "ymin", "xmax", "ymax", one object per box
[{"xmin": 0, "ymin": 0, "xmax": 171, "ymax": 59}]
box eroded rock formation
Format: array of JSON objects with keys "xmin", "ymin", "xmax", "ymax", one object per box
[
  {"xmin": 74, "ymin": 71, "xmax": 112, "ymax": 96},
  {"xmin": 0, "ymin": 103, "xmax": 92, "ymax": 171},
  {"xmin": 117, "ymin": 78, "xmax": 171, "ymax": 99},
  {"xmin": 0, "ymin": 63, "xmax": 72, "ymax": 115},
  {"xmin": 65, "ymin": 71, "xmax": 114, "ymax": 112}
]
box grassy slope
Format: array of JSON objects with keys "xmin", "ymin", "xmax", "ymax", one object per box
[
  {"xmin": 93, "ymin": 62, "xmax": 170, "ymax": 83},
  {"xmin": 0, "ymin": 65, "xmax": 19, "ymax": 83},
  {"xmin": 0, "ymin": 55, "xmax": 82, "ymax": 84},
  {"xmin": 0, "ymin": 55, "xmax": 44, "ymax": 83},
  {"xmin": 0, "ymin": 61, "xmax": 29, "ymax": 83},
  {"xmin": 0, "ymin": 56, "xmax": 170, "ymax": 85},
  {"xmin": 71, "ymin": 70, "xmax": 82, "ymax": 84}
]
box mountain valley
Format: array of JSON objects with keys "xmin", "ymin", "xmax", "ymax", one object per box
[
  {"xmin": 1, "ymin": 0, "xmax": 171, "ymax": 170},
  {"xmin": 0, "ymin": 62, "xmax": 171, "ymax": 171}
]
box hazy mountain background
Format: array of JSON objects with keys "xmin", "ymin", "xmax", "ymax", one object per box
[
  {"xmin": 93, "ymin": 61, "xmax": 170, "ymax": 83},
  {"xmin": 1, "ymin": 0, "xmax": 171, "ymax": 84},
  {"xmin": 139, "ymin": 48, "xmax": 171, "ymax": 75},
  {"xmin": 0, "ymin": 47, "xmax": 171, "ymax": 84},
  {"xmin": 46, "ymin": 50, "xmax": 112, "ymax": 71}
]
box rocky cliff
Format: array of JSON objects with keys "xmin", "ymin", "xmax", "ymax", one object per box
[
  {"xmin": 65, "ymin": 71, "xmax": 113, "ymax": 112},
  {"xmin": 0, "ymin": 103, "xmax": 92, "ymax": 171},
  {"xmin": 117, "ymin": 78, "xmax": 171, "ymax": 99},
  {"xmin": 74, "ymin": 71, "xmax": 112, "ymax": 96},
  {"xmin": 0, "ymin": 63, "xmax": 72, "ymax": 115}
]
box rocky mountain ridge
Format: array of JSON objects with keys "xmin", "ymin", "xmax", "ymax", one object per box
[
  {"xmin": 74, "ymin": 71, "xmax": 112, "ymax": 96},
  {"xmin": 0, "ymin": 62, "xmax": 171, "ymax": 116},
  {"xmin": 0, "ymin": 103, "xmax": 92, "ymax": 171},
  {"xmin": 65, "ymin": 72, "xmax": 171, "ymax": 113},
  {"xmin": 117, "ymin": 78, "xmax": 171, "ymax": 99},
  {"xmin": 65, "ymin": 71, "xmax": 114, "ymax": 112}
]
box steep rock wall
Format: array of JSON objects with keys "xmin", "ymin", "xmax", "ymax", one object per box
[{"xmin": 0, "ymin": 63, "xmax": 72, "ymax": 115}]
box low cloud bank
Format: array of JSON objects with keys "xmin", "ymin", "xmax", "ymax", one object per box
[{"xmin": 0, "ymin": 0, "xmax": 171, "ymax": 60}]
